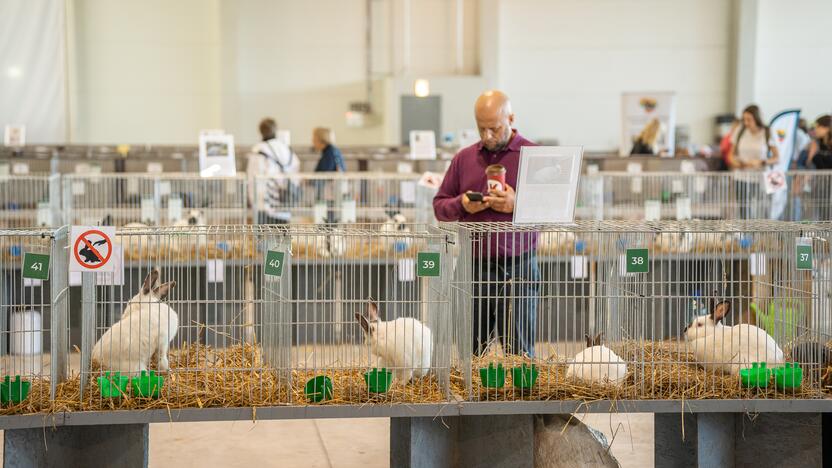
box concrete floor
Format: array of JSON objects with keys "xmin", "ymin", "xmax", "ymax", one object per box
[{"xmin": 0, "ymin": 413, "xmax": 653, "ymax": 467}]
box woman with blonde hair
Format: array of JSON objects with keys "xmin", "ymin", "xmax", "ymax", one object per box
[
  {"xmin": 630, "ymin": 118, "xmax": 662, "ymax": 155},
  {"xmin": 313, "ymin": 127, "xmax": 346, "ymax": 172}
]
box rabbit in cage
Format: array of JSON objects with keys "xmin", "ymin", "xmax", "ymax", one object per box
[
  {"xmin": 381, "ymin": 212, "xmax": 412, "ymax": 253},
  {"xmin": 92, "ymin": 268, "xmax": 179, "ymax": 375},
  {"xmin": 565, "ymin": 333, "xmax": 628, "ymax": 384},
  {"xmin": 355, "ymin": 299, "xmax": 432, "ymax": 384},
  {"xmin": 171, "ymin": 209, "xmax": 206, "ymax": 226},
  {"xmin": 684, "ymin": 300, "xmax": 784, "ymax": 375}
]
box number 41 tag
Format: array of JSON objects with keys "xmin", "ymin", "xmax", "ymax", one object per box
[
  {"xmin": 264, "ymin": 250, "xmax": 286, "ymax": 277},
  {"xmin": 23, "ymin": 253, "xmax": 50, "ymax": 281},
  {"xmin": 417, "ymin": 252, "xmax": 440, "ymax": 277}
]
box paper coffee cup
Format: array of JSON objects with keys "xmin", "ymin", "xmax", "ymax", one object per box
[{"xmin": 486, "ymin": 164, "xmax": 507, "ymax": 192}]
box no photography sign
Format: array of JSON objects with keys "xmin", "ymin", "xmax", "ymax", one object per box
[{"xmin": 70, "ymin": 226, "xmax": 116, "ymax": 273}]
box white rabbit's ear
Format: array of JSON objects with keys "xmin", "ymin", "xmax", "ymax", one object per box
[
  {"xmin": 153, "ymin": 281, "xmax": 176, "ymax": 300},
  {"xmin": 368, "ymin": 300, "xmax": 379, "ymax": 322},
  {"xmin": 355, "ymin": 313, "xmax": 370, "ymax": 334},
  {"xmin": 711, "ymin": 301, "xmax": 730, "ymax": 323},
  {"xmin": 142, "ymin": 269, "xmax": 160, "ymax": 295}
]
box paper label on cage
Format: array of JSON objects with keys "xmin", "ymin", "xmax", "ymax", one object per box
[
  {"xmin": 126, "ymin": 177, "xmax": 139, "ymax": 195},
  {"xmin": 571, "ymin": 255, "xmax": 588, "ymax": 279},
  {"xmin": 644, "ymin": 200, "xmax": 661, "ymax": 221},
  {"xmin": 397, "ymin": 162, "xmax": 413, "ymax": 174},
  {"xmin": 313, "ymin": 202, "xmax": 327, "ymax": 224},
  {"xmin": 96, "ymin": 245, "xmax": 124, "ymax": 286},
  {"xmin": 671, "ymin": 179, "xmax": 684, "ymax": 194},
  {"xmin": 23, "ymin": 253, "xmax": 50, "ymax": 281},
  {"xmin": 680, "ymin": 161, "xmax": 696, "ymax": 173},
  {"xmin": 676, "ymin": 197, "xmax": 692, "ymax": 220},
  {"xmin": 74, "ymin": 163, "xmax": 89, "ymax": 174},
  {"xmin": 264, "ymin": 250, "xmax": 285, "ymax": 277},
  {"xmin": 23, "ymin": 278, "xmax": 43, "ymax": 288},
  {"xmin": 90, "ymin": 165, "xmax": 102, "ymax": 175},
  {"xmin": 207, "ymin": 259, "xmax": 224, "ymax": 283},
  {"xmin": 69, "ymin": 271, "xmax": 81, "ymax": 286},
  {"xmin": 147, "ymin": 162, "xmax": 163, "ymax": 174},
  {"xmin": 400, "ymin": 181, "xmax": 416, "ymax": 204},
  {"xmin": 626, "ymin": 162, "xmax": 642, "ymax": 174},
  {"xmin": 12, "ymin": 163, "xmax": 29, "ymax": 175},
  {"xmin": 158, "ymin": 181, "xmax": 171, "ymax": 196},
  {"xmin": 140, "ymin": 198, "xmax": 156, "ymax": 224},
  {"xmin": 72, "ymin": 181, "xmax": 85, "ymax": 196},
  {"xmin": 631, "ymin": 177, "xmax": 642, "ymax": 194},
  {"xmin": 586, "ymin": 164, "xmax": 599, "ymax": 176},
  {"xmin": 36, "ymin": 202, "xmax": 51, "ymax": 227},
  {"xmin": 749, "ymin": 253, "xmax": 766, "ymax": 276},
  {"xmin": 0, "ymin": 164, "xmax": 9, "ymax": 176},
  {"xmin": 167, "ymin": 197, "xmax": 183, "ymax": 222},
  {"xmin": 398, "ymin": 258, "xmax": 416, "ymax": 282},
  {"xmin": 591, "ymin": 179, "xmax": 605, "ymax": 220},
  {"xmin": 341, "ymin": 200, "xmax": 357, "ymax": 223},
  {"xmin": 416, "ymin": 252, "xmax": 441, "ymax": 277},
  {"xmin": 796, "ymin": 238, "xmax": 813, "ymax": 270},
  {"xmin": 694, "ymin": 176, "xmax": 706, "ymax": 194}
]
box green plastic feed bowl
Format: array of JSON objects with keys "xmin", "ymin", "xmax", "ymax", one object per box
[
  {"xmin": 305, "ymin": 376, "xmax": 333, "ymax": 402},
  {"xmin": 0, "ymin": 376, "xmax": 30, "ymax": 404},
  {"xmin": 774, "ymin": 363, "xmax": 803, "ymax": 390},
  {"xmin": 479, "ymin": 363, "xmax": 506, "ymax": 388},
  {"xmin": 511, "ymin": 364, "xmax": 539, "ymax": 389},
  {"xmin": 98, "ymin": 372, "xmax": 130, "ymax": 398},
  {"xmin": 131, "ymin": 371, "xmax": 165, "ymax": 398},
  {"xmin": 739, "ymin": 362, "xmax": 771, "ymax": 388},
  {"xmin": 364, "ymin": 368, "xmax": 393, "ymax": 393}
]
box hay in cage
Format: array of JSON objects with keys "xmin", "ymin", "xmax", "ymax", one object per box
[{"xmin": 289, "ymin": 369, "xmax": 446, "ymax": 405}]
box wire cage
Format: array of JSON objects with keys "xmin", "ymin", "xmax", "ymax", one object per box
[
  {"xmin": 448, "ymin": 220, "xmax": 832, "ymax": 402},
  {"xmin": 576, "ymin": 170, "xmax": 832, "ymax": 222},
  {"xmin": 68, "ymin": 225, "xmax": 289, "ymax": 410},
  {"xmin": 0, "ymin": 175, "xmax": 61, "ymax": 228},
  {"xmin": 62, "ymin": 174, "xmax": 248, "ymax": 227},
  {"xmin": 284, "ymin": 223, "xmax": 452, "ymax": 404},
  {"xmin": 252, "ymin": 173, "xmax": 436, "ymax": 225},
  {"xmin": 0, "ymin": 227, "xmax": 70, "ymax": 414}
]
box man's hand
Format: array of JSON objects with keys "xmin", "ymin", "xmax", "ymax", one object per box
[
  {"xmin": 484, "ymin": 185, "xmax": 515, "ymax": 214},
  {"xmin": 462, "ymin": 192, "xmax": 490, "ymax": 214}
]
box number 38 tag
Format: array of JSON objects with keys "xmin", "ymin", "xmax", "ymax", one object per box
[
  {"xmin": 625, "ymin": 248, "xmax": 649, "ymax": 274},
  {"xmin": 416, "ymin": 252, "xmax": 441, "ymax": 277}
]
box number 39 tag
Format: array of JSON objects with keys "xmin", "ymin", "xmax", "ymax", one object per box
[{"xmin": 416, "ymin": 252, "xmax": 440, "ymax": 277}]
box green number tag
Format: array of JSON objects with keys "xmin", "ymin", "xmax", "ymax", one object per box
[
  {"xmin": 796, "ymin": 244, "xmax": 813, "ymax": 270},
  {"xmin": 416, "ymin": 252, "xmax": 441, "ymax": 277},
  {"xmin": 626, "ymin": 248, "xmax": 649, "ymax": 274},
  {"xmin": 264, "ymin": 250, "xmax": 285, "ymax": 277},
  {"xmin": 23, "ymin": 253, "xmax": 50, "ymax": 281}
]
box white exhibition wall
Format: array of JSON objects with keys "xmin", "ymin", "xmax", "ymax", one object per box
[{"xmin": 1, "ymin": 0, "xmax": 829, "ymax": 148}]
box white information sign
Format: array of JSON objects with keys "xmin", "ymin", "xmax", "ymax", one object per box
[
  {"xmin": 341, "ymin": 200, "xmax": 357, "ymax": 223},
  {"xmin": 4, "ymin": 125, "xmax": 25, "ymax": 147},
  {"xmin": 199, "ymin": 132, "xmax": 237, "ymax": 177},
  {"xmin": 147, "ymin": 163, "xmax": 163, "ymax": 174},
  {"xmin": 676, "ymin": 197, "xmax": 692, "ymax": 220},
  {"xmin": 513, "ymin": 146, "xmax": 584, "ymax": 224},
  {"xmin": 70, "ymin": 226, "xmax": 116, "ymax": 273},
  {"xmin": 408, "ymin": 131, "xmax": 437, "ymax": 160},
  {"xmin": 644, "ymin": 200, "xmax": 661, "ymax": 221},
  {"xmin": 12, "ymin": 163, "xmax": 29, "ymax": 175}
]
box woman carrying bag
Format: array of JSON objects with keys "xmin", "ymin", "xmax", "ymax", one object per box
[{"xmin": 728, "ymin": 105, "xmax": 779, "ymax": 219}]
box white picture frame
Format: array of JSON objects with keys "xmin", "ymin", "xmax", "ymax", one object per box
[
  {"xmin": 198, "ymin": 132, "xmax": 237, "ymax": 177},
  {"xmin": 513, "ymin": 146, "xmax": 584, "ymax": 224}
]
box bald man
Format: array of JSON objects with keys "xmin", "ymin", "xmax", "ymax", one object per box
[{"xmin": 433, "ymin": 90, "xmax": 539, "ymax": 357}]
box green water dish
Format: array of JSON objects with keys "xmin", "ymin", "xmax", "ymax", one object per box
[
  {"xmin": 98, "ymin": 372, "xmax": 130, "ymax": 398},
  {"xmin": 479, "ymin": 363, "xmax": 506, "ymax": 388},
  {"xmin": 511, "ymin": 364, "xmax": 539, "ymax": 389},
  {"xmin": 305, "ymin": 375, "xmax": 333, "ymax": 402},
  {"xmin": 0, "ymin": 375, "xmax": 31, "ymax": 404},
  {"xmin": 739, "ymin": 362, "xmax": 771, "ymax": 388},
  {"xmin": 131, "ymin": 371, "xmax": 165, "ymax": 398},
  {"xmin": 774, "ymin": 362, "xmax": 803, "ymax": 390},
  {"xmin": 364, "ymin": 368, "xmax": 393, "ymax": 393}
]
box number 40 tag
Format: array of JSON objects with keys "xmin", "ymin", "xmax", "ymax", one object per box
[
  {"xmin": 264, "ymin": 250, "xmax": 286, "ymax": 277},
  {"xmin": 417, "ymin": 252, "xmax": 440, "ymax": 277},
  {"xmin": 23, "ymin": 253, "xmax": 50, "ymax": 281}
]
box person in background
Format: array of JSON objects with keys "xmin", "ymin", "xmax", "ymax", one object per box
[
  {"xmin": 720, "ymin": 117, "xmax": 740, "ymax": 170},
  {"xmin": 246, "ymin": 118, "xmax": 300, "ymax": 224},
  {"xmin": 630, "ymin": 118, "xmax": 662, "ymax": 156},
  {"xmin": 807, "ymin": 115, "xmax": 832, "ymax": 220},
  {"xmin": 433, "ymin": 90, "xmax": 539, "ymax": 357},
  {"xmin": 728, "ymin": 105, "xmax": 779, "ymax": 219},
  {"xmin": 789, "ymin": 119, "xmax": 812, "ymax": 220},
  {"xmin": 313, "ymin": 127, "xmax": 346, "ymax": 172}
]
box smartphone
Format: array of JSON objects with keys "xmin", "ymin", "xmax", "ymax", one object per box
[{"xmin": 466, "ymin": 192, "xmax": 484, "ymax": 202}]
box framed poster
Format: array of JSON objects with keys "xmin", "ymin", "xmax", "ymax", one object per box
[
  {"xmin": 198, "ymin": 132, "xmax": 236, "ymax": 177},
  {"xmin": 513, "ymin": 146, "xmax": 584, "ymax": 224}
]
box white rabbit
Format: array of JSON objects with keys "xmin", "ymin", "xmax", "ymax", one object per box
[
  {"xmin": 684, "ymin": 300, "xmax": 785, "ymax": 375},
  {"xmin": 381, "ymin": 213, "xmax": 412, "ymax": 252},
  {"xmin": 92, "ymin": 268, "xmax": 179, "ymax": 375},
  {"xmin": 565, "ymin": 333, "xmax": 628, "ymax": 384},
  {"xmin": 171, "ymin": 209, "xmax": 206, "ymax": 227},
  {"xmin": 355, "ymin": 300, "xmax": 432, "ymax": 384},
  {"xmin": 120, "ymin": 222, "xmax": 155, "ymax": 259}
]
